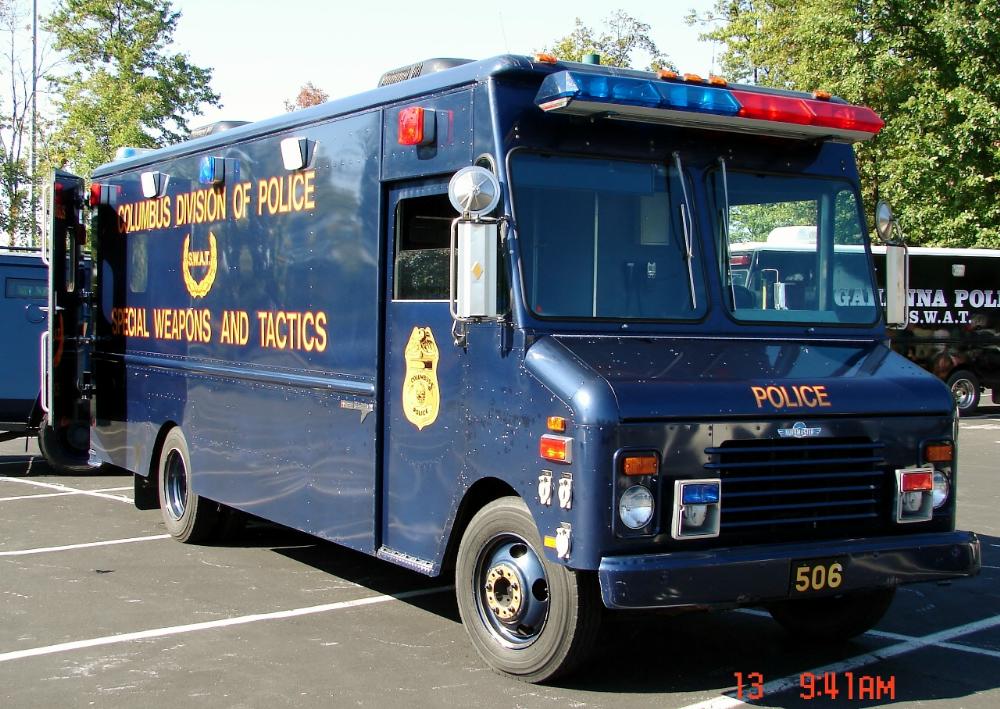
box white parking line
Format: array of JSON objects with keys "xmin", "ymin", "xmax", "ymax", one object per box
[
  {"xmin": 0, "ymin": 477, "xmax": 132, "ymax": 503},
  {"xmin": 0, "ymin": 586, "xmax": 452, "ymax": 663},
  {"xmin": 679, "ymin": 612, "xmax": 1000, "ymax": 709},
  {"xmin": 0, "ymin": 487, "xmax": 132, "ymax": 503},
  {"xmin": 0, "ymin": 534, "xmax": 171, "ymax": 557}
]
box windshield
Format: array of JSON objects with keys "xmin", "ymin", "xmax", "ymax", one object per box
[
  {"xmin": 510, "ymin": 152, "xmax": 708, "ymax": 321},
  {"xmin": 717, "ymin": 171, "xmax": 879, "ymax": 326}
]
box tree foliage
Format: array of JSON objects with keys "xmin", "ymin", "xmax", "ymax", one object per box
[
  {"xmin": 691, "ymin": 0, "xmax": 1000, "ymax": 248},
  {"xmin": 44, "ymin": 0, "xmax": 219, "ymax": 176},
  {"xmin": 284, "ymin": 81, "xmax": 328, "ymax": 112},
  {"xmin": 544, "ymin": 10, "xmax": 674, "ymax": 71}
]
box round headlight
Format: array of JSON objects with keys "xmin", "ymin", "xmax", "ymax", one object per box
[
  {"xmin": 619, "ymin": 485, "xmax": 655, "ymax": 530},
  {"xmin": 933, "ymin": 470, "xmax": 950, "ymax": 509}
]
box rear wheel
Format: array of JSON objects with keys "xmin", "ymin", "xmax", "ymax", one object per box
[
  {"xmin": 947, "ymin": 370, "xmax": 980, "ymax": 415},
  {"xmin": 767, "ymin": 587, "xmax": 896, "ymax": 642},
  {"xmin": 455, "ymin": 497, "xmax": 600, "ymax": 683},
  {"xmin": 157, "ymin": 427, "xmax": 221, "ymax": 543}
]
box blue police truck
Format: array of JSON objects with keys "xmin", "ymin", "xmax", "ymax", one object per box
[
  {"xmin": 0, "ymin": 247, "xmax": 47, "ymax": 443},
  {"xmin": 44, "ymin": 55, "xmax": 980, "ymax": 681}
]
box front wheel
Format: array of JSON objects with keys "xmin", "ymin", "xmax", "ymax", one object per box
[
  {"xmin": 455, "ymin": 497, "xmax": 600, "ymax": 683},
  {"xmin": 767, "ymin": 587, "xmax": 896, "ymax": 642},
  {"xmin": 947, "ymin": 370, "xmax": 980, "ymax": 415},
  {"xmin": 157, "ymin": 427, "xmax": 221, "ymax": 543}
]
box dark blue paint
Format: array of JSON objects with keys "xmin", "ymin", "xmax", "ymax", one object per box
[
  {"xmin": 0, "ymin": 250, "xmax": 46, "ymax": 432},
  {"xmin": 78, "ymin": 55, "xmax": 976, "ymax": 600}
]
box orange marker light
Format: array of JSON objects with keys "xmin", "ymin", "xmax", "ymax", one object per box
[
  {"xmin": 924, "ymin": 442, "xmax": 954, "ymax": 463},
  {"xmin": 534, "ymin": 52, "xmax": 558, "ymax": 64},
  {"xmin": 657, "ymin": 69, "xmax": 679, "ymax": 81},
  {"xmin": 623, "ymin": 454, "xmax": 658, "ymax": 476},
  {"xmin": 708, "ymin": 75, "xmax": 728, "ymax": 87},
  {"xmin": 546, "ymin": 416, "xmax": 567, "ymax": 432},
  {"xmin": 539, "ymin": 434, "xmax": 573, "ymax": 464},
  {"xmin": 812, "ymin": 90, "xmax": 832, "ymax": 101},
  {"xmin": 683, "ymin": 73, "xmax": 704, "ymax": 83}
]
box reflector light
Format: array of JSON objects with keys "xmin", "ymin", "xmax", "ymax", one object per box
[
  {"xmin": 398, "ymin": 107, "xmax": 435, "ymax": 146},
  {"xmin": 681, "ymin": 482, "xmax": 720, "ymax": 504},
  {"xmin": 546, "ymin": 416, "xmax": 567, "ymax": 432},
  {"xmin": 623, "ymin": 454, "xmax": 658, "ymax": 476},
  {"xmin": 539, "ymin": 434, "xmax": 573, "ymax": 464},
  {"xmin": 901, "ymin": 471, "xmax": 934, "ymax": 492},
  {"xmin": 730, "ymin": 254, "xmax": 751, "ymax": 266},
  {"xmin": 924, "ymin": 442, "xmax": 954, "ymax": 463}
]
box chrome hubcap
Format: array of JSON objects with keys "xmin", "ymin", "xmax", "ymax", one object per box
[
  {"xmin": 951, "ymin": 379, "xmax": 976, "ymax": 409},
  {"xmin": 163, "ymin": 449, "xmax": 187, "ymax": 520}
]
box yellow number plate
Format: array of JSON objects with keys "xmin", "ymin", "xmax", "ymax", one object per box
[{"xmin": 790, "ymin": 558, "xmax": 847, "ymax": 595}]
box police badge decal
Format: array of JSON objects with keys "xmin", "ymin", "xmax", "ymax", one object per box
[{"xmin": 402, "ymin": 326, "xmax": 440, "ymax": 430}]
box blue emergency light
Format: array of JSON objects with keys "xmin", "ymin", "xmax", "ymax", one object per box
[{"xmin": 681, "ymin": 482, "xmax": 721, "ymax": 505}]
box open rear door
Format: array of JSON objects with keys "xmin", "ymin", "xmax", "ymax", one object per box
[{"xmin": 39, "ymin": 169, "xmax": 93, "ymax": 471}]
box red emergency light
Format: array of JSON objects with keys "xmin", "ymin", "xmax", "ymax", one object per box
[{"xmin": 398, "ymin": 107, "xmax": 435, "ymax": 146}]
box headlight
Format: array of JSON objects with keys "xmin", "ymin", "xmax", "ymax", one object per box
[
  {"xmin": 619, "ymin": 485, "xmax": 654, "ymax": 530},
  {"xmin": 933, "ymin": 470, "xmax": 950, "ymax": 509}
]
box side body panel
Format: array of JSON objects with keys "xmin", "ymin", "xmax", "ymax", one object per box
[
  {"xmin": 92, "ymin": 112, "xmax": 384, "ymax": 551},
  {"xmin": 0, "ymin": 253, "xmax": 47, "ymax": 428}
]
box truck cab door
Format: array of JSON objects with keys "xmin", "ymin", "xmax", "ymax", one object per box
[{"xmin": 40, "ymin": 169, "xmax": 93, "ymax": 469}]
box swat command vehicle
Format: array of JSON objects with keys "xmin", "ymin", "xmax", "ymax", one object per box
[{"xmin": 42, "ymin": 55, "xmax": 980, "ymax": 681}]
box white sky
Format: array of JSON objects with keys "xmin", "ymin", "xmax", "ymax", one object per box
[{"xmin": 35, "ymin": 0, "xmax": 721, "ymax": 127}]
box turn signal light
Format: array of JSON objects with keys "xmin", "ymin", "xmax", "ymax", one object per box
[
  {"xmin": 623, "ymin": 454, "xmax": 658, "ymax": 476},
  {"xmin": 546, "ymin": 416, "xmax": 567, "ymax": 432},
  {"xmin": 539, "ymin": 434, "xmax": 573, "ymax": 464},
  {"xmin": 924, "ymin": 442, "xmax": 954, "ymax": 463}
]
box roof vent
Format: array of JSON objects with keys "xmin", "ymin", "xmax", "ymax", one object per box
[{"xmin": 378, "ymin": 58, "xmax": 473, "ymax": 87}]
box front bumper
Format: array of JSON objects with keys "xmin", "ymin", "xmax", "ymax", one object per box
[{"xmin": 598, "ymin": 531, "xmax": 980, "ymax": 610}]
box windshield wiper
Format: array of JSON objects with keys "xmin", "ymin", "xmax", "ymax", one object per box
[
  {"xmin": 717, "ymin": 156, "xmax": 736, "ymax": 306},
  {"xmin": 672, "ymin": 151, "xmax": 697, "ymax": 309}
]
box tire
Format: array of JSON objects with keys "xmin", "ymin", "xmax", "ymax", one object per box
[
  {"xmin": 157, "ymin": 427, "xmax": 221, "ymax": 544},
  {"xmin": 455, "ymin": 497, "xmax": 600, "ymax": 683},
  {"xmin": 946, "ymin": 370, "xmax": 980, "ymax": 415},
  {"xmin": 37, "ymin": 414, "xmax": 94, "ymax": 474},
  {"xmin": 767, "ymin": 587, "xmax": 896, "ymax": 642}
]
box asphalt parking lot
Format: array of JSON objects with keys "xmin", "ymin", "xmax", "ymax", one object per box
[{"xmin": 2, "ymin": 407, "xmax": 998, "ymax": 708}]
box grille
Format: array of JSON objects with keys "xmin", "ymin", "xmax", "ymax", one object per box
[{"xmin": 703, "ymin": 437, "xmax": 888, "ymax": 543}]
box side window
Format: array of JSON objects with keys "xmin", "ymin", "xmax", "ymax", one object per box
[
  {"xmin": 5, "ymin": 277, "xmax": 47, "ymax": 299},
  {"xmin": 394, "ymin": 194, "xmax": 452, "ymax": 300}
]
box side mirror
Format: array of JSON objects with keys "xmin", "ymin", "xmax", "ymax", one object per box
[
  {"xmin": 873, "ymin": 201, "xmax": 908, "ymax": 328},
  {"xmin": 448, "ymin": 167, "xmax": 501, "ymax": 326},
  {"xmin": 884, "ymin": 243, "xmax": 908, "ymax": 329}
]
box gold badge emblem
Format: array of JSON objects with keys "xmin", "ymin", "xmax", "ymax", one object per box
[
  {"xmin": 402, "ymin": 326, "xmax": 440, "ymax": 430},
  {"xmin": 182, "ymin": 232, "xmax": 218, "ymax": 298}
]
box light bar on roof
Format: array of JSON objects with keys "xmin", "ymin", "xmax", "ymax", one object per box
[{"xmin": 534, "ymin": 70, "xmax": 883, "ymax": 143}]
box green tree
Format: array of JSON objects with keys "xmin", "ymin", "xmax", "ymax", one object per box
[
  {"xmin": 544, "ymin": 10, "xmax": 674, "ymax": 71},
  {"xmin": 691, "ymin": 0, "xmax": 1000, "ymax": 248},
  {"xmin": 44, "ymin": 0, "xmax": 219, "ymax": 176}
]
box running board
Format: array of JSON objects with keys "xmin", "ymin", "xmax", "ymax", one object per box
[{"xmin": 376, "ymin": 546, "xmax": 436, "ymax": 575}]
